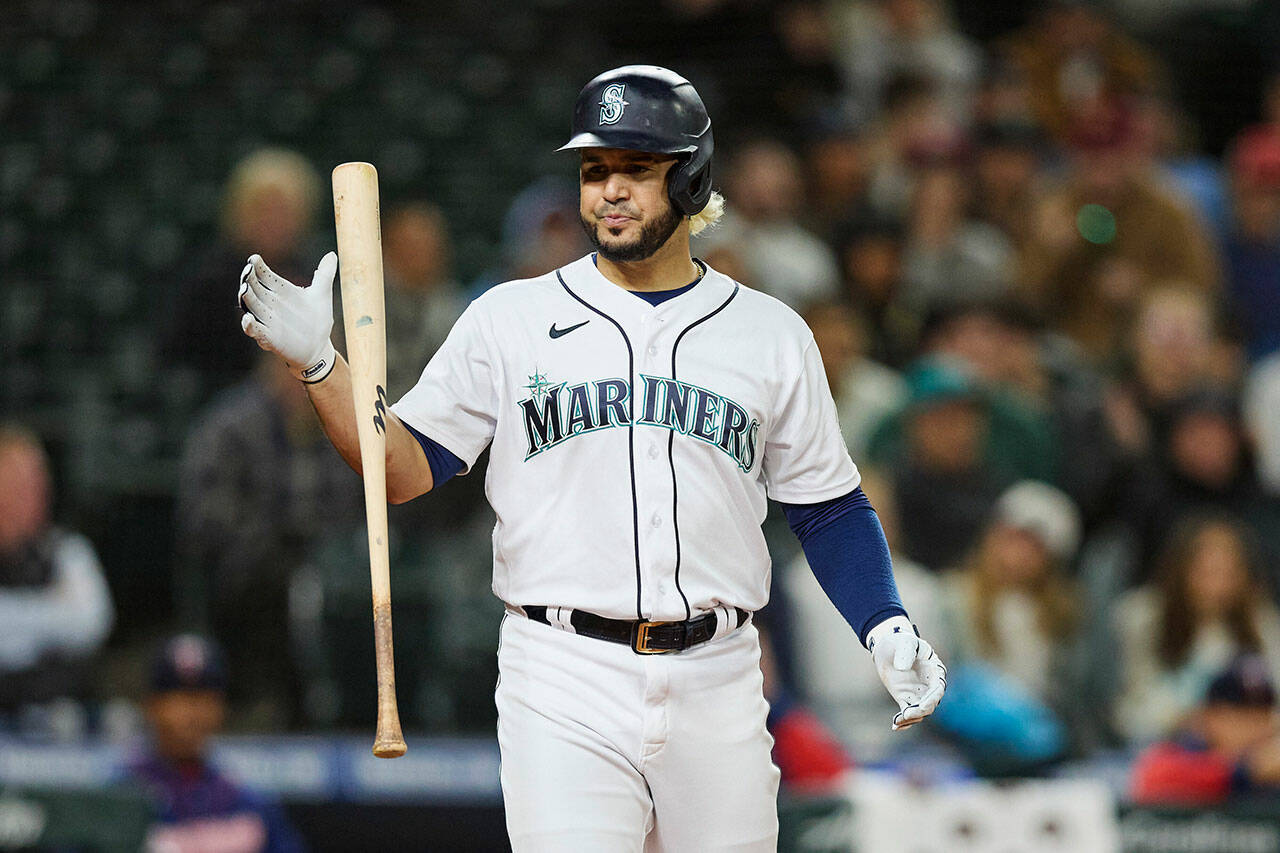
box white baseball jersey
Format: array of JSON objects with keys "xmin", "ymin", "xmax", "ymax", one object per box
[{"xmin": 392, "ymin": 253, "xmax": 859, "ymax": 621}]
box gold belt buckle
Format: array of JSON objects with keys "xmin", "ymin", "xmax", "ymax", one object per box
[{"xmin": 632, "ymin": 620, "xmax": 677, "ymax": 654}]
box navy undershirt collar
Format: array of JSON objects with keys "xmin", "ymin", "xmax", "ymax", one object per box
[{"xmin": 591, "ymin": 254, "xmax": 706, "ymax": 306}]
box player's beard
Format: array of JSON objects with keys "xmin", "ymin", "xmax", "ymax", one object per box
[{"xmin": 581, "ymin": 202, "xmax": 682, "ymax": 263}]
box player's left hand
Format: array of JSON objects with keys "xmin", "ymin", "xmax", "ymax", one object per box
[
  {"xmin": 238, "ymin": 252, "xmax": 338, "ymax": 382},
  {"xmin": 867, "ymin": 615, "xmax": 947, "ymax": 731}
]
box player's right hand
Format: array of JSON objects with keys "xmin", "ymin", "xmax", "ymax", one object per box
[
  {"xmin": 239, "ymin": 252, "xmax": 338, "ymax": 383},
  {"xmin": 867, "ymin": 615, "xmax": 947, "ymax": 732}
]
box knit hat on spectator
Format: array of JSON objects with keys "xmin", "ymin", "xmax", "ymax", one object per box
[
  {"xmin": 1206, "ymin": 656, "xmax": 1276, "ymax": 708},
  {"xmin": 992, "ymin": 480, "xmax": 1082, "ymax": 562},
  {"xmin": 904, "ymin": 357, "xmax": 984, "ymax": 411},
  {"xmin": 150, "ymin": 634, "xmax": 228, "ymax": 693}
]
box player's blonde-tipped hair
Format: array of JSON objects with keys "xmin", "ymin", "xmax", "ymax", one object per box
[{"xmin": 689, "ymin": 191, "xmax": 725, "ymax": 237}]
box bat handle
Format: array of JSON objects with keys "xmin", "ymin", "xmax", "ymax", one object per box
[{"xmin": 372, "ymin": 601, "xmax": 407, "ymax": 758}]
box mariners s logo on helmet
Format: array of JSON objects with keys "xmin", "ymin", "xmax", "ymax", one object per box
[{"xmin": 598, "ymin": 83, "xmax": 628, "ymax": 125}]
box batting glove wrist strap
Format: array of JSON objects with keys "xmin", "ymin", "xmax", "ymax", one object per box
[
  {"xmin": 291, "ymin": 339, "xmax": 337, "ymax": 384},
  {"xmin": 865, "ymin": 615, "xmax": 916, "ymax": 653}
]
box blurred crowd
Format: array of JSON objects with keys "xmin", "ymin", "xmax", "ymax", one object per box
[{"xmin": 4, "ymin": 0, "xmax": 1280, "ymax": 816}]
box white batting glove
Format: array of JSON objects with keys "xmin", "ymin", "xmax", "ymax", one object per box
[
  {"xmin": 238, "ymin": 252, "xmax": 338, "ymax": 383},
  {"xmin": 867, "ymin": 615, "xmax": 947, "ymax": 731}
]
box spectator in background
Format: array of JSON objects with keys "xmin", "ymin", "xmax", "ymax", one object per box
[
  {"xmin": 705, "ymin": 139, "xmax": 840, "ymax": 309},
  {"xmin": 0, "ymin": 426, "xmax": 114, "ymax": 727},
  {"xmin": 1020, "ymin": 99, "xmax": 1221, "ymax": 361},
  {"xmin": 863, "ymin": 73, "xmax": 965, "ymax": 222},
  {"xmin": 829, "ymin": 0, "xmax": 980, "ymax": 127},
  {"xmin": 1114, "ymin": 515, "xmax": 1280, "ymax": 745},
  {"xmin": 334, "ymin": 202, "xmax": 465, "ymax": 401},
  {"xmin": 971, "ymin": 52, "xmax": 1037, "ymax": 129},
  {"xmin": 471, "ymin": 177, "xmax": 589, "ymax": 295},
  {"xmin": 833, "ymin": 213, "xmax": 917, "ymax": 367},
  {"xmin": 1105, "ymin": 286, "xmax": 1222, "ymax": 462},
  {"xmin": 1125, "ymin": 387, "xmax": 1280, "ymax": 578},
  {"xmin": 803, "ymin": 119, "xmax": 871, "ymax": 239},
  {"xmin": 803, "ymin": 300, "xmax": 905, "ymax": 460},
  {"xmin": 915, "ymin": 299, "xmax": 1120, "ymax": 521},
  {"xmin": 127, "ymin": 635, "xmax": 304, "ymax": 852},
  {"xmin": 901, "ymin": 162, "xmax": 1015, "ymax": 310},
  {"xmin": 919, "ymin": 299, "xmax": 1049, "ymax": 407},
  {"xmin": 999, "ymin": 1, "xmax": 1163, "ymax": 144},
  {"xmin": 1131, "ymin": 656, "xmax": 1280, "ymax": 806},
  {"xmin": 164, "ymin": 149, "xmax": 321, "ymax": 400},
  {"xmin": 769, "ymin": 1, "xmax": 852, "ymax": 137},
  {"xmin": 175, "ymin": 356, "xmax": 363, "ymax": 728},
  {"xmin": 1130, "ymin": 90, "xmax": 1229, "ymax": 237},
  {"xmin": 864, "ymin": 358, "xmax": 1017, "ymax": 569},
  {"xmin": 913, "ymin": 309, "xmax": 1059, "ymax": 485},
  {"xmin": 1223, "ymin": 115, "xmax": 1280, "ymax": 362},
  {"xmin": 970, "ymin": 120, "xmax": 1047, "ymax": 250},
  {"xmin": 935, "ymin": 481, "xmax": 1086, "ymax": 763}
]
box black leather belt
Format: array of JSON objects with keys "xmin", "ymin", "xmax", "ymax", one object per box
[{"xmin": 522, "ymin": 605, "xmax": 750, "ymax": 654}]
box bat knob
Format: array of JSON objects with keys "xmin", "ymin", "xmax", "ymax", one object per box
[{"xmin": 373, "ymin": 738, "xmax": 407, "ymax": 759}]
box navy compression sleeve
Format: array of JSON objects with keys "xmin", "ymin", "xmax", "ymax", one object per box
[
  {"xmin": 401, "ymin": 420, "xmax": 465, "ymax": 487},
  {"xmin": 780, "ymin": 486, "xmax": 907, "ymax": 647}
]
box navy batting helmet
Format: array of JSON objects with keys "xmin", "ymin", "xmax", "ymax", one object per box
[{"xmin": 558, "ymin": 65, "xmax": 714, "ymax": 216}]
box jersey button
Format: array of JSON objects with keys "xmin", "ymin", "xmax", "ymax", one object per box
[
  {"xmin": 651, "ymin": 513, "xmax": 661, "ymax": 528},
  {"xmin": 648, "ymin": 444, "xmax": 659, "ymax": 459},
  {"xmin": 647, "ymin": 345, "xmax": 658, "ymax": 356}
]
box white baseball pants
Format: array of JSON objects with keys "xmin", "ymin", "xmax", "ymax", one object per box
[{"xmin": 496, "ymin": 610, "xmax": 780, "ymax": 852}]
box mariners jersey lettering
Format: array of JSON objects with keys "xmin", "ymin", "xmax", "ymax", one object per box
[
  {"xmin": 392, "ymin": 254, "xmax": 859, "ymax": 621},
  {"xmin": 519, "ymin": 374, "xmax": 759, "ymax": 470}
]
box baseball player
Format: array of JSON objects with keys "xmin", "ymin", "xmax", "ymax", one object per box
[{"xmin": 238, "ymin": 65, "xmax": 945, "ymax": 851}]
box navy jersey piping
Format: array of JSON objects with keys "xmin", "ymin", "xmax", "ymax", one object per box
[
  {"xmin": 556, "ymin": 270, "xmax": 645, "ymax": 621},
  {"xmin": 668, "ymin": 281, "xmax": 741, "ymax": 620}
]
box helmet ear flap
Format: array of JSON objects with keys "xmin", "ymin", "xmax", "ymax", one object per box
[{"xmin": 668, "ymin": 148, "xmax": 713, "ymax": 216}]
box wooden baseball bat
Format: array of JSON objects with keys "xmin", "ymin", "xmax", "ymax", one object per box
[{"xmin": 332, "ymin": 162, "xmax": 406, "ymax": 759}]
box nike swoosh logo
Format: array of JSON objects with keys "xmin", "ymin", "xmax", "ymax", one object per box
[{"xmin": 549, "ymin": 320, "xmax": 589, "ymax": 339}]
